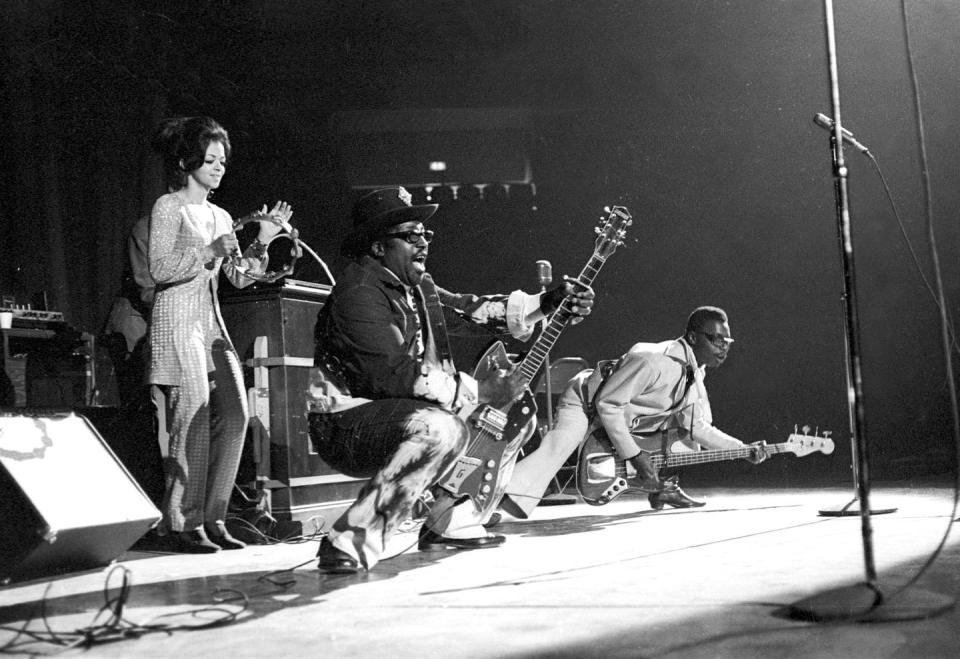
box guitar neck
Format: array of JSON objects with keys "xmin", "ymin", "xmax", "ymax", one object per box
[
  {"xmin": 650, "ymin": 442, "xmax": 791, "ymax": 469},
  {"xmin": 517, "ymin": 253, "xmax": 606, "ymax": 385}
]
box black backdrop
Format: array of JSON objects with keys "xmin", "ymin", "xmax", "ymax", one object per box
[{"xmin": 2, "ymin": 0, "xmax": 958, "ymax": 484}]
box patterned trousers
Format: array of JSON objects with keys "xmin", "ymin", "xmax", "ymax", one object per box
[
  {"xmin": 308, "ymin": 399, "xmax": 468, "ymax": 570},
  {"xmin": 160, "ymin": 339, "xmax": 248, "ymax": 532}
]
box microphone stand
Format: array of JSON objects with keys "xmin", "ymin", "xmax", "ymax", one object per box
[
  {"xmin": 786, "ymin": 0, "xmax": 953, "ymax": 622},
  {"xmin": 536, "ymin": 262, "xmax": 577, "ymax": 505}
]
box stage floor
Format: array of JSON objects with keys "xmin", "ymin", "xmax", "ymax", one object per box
[{"xmin": 2, "ymin": 482, "xmax": 959, "ymax": 658}]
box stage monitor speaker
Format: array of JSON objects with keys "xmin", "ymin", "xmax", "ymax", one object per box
[{"xmin": 0, "ymin": 411, "xmax": 162, "ymax": 584}]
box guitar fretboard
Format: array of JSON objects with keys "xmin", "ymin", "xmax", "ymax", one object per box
[
  {"xmin": 651, "ymin": 442, "xmax": 792, "ymax": 469},
  {"xmin": 517, "ymin": 254, "xmax": 608, "ymax": 385}
]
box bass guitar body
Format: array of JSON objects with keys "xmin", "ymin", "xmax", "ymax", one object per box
[{"xmin": 576, "ymin": 426, "xmax": 649, "ymax": 506}]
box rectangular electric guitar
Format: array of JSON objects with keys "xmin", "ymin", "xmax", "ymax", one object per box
[
  {"xmin": 577, "ymin": 426, "xmax": 835, "ymax": 505},
  {"xmin": 440, "ymin": 205, "xmax": 634, "ymax": 513}
]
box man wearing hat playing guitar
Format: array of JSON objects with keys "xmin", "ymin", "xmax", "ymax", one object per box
[{"xmin": 308, "ymin": 187, "xmax": 594, "ymax": 574}]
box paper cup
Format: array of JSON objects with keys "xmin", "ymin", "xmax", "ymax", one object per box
[{"xmin": 0, "ymin": 311, "xmax": 13, "ymax": 329}]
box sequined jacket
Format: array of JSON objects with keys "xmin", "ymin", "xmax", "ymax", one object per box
[{"xmin": 146, "ymin": 192, "xmax": 264, "ymax": 386}]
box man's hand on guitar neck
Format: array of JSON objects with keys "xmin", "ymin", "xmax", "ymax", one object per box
[
  {"xmin": 747, "ymin": 441, "xmax": 770, "ymax": 464},
  {"xmin": 540, "ymin": 276, "xmax": 595, "ymax": 324}
]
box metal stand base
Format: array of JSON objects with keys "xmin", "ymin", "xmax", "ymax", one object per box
[
  {"xmin": 787, "ymin": 582, "xmax": 955, "ymax": 622},
  {"xmin": 818, "ymin": 496, "xmax": 897, "ymax": 517}
]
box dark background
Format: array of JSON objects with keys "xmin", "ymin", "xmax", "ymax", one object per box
[{"xmin": 1, "ymin": 0, "xmax": 958, "ymax": 485}]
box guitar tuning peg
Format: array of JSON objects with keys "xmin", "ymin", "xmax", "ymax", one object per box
[
  {"xmin": 801, "ymin": 424, "xmax": 811, "ymax": 435},
  {"xmin": 822, "ymin": 430, "xmax": 832, "ymax": 438},
  {"xmin": 594, "ymin": 227, "xmax": 603, "ymax": 235}
]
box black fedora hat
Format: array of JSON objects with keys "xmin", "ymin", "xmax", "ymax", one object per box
[{"xmin": 341, "ymin": 187, "xmax": 438, "ymax": 255}]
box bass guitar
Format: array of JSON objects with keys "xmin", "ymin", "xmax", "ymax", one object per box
[
  {"xmin": 441, "ymin": 205, "xmax": 634, "ymax": 512},
  {"xmin": 577, "ymin": 426, "xmax": 835, "ymax": 505}
]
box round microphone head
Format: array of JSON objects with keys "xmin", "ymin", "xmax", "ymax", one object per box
[{"xmin": 536, "ymin": 259, "xmax": 552, "ymax": 286}]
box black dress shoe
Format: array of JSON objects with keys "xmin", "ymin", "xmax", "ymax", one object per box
[
  {"xmin": 648, "ymin": 486, "xmax": 706, "ymax": 510},
  {"xmin": 206, "ymin": 522, "xmax": 246, "ymax": 550},
  {"xmin": 418, "ymin": 526, "xmax": 506, "ymax": 551},
  {"xmin": 316, "ymin": 537, "xmax": 361, "ymax": 574},
  {"xmin": 174, "ymin": 529, "xmax": 221, "ymax": 554}
]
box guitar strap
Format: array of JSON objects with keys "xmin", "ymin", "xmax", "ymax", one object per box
[
  {"xmin": 417, "ymin": 274, "xmax": 456, "ymax": 375},
  {"xmin": 582, "ymin": 360, "xmax": 616, "ymax": 416},
  {"xmin": 659, "ymin": 366, "xmax": 696, "ymax": 462}
]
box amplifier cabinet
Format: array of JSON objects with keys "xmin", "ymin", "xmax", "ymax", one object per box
[
  {"xmin": 220, "ymin": 281, "xmax": 366, "ymax": 530},
  {"xmin": 0, "ymin": 411, "xmax": 160, "ymax": 583}
]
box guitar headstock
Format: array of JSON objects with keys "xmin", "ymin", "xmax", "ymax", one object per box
[
  {"xmin": 784, "ymin": 426, "xmax": 835, "ymax": 456},
  {"xmin": 594, "ymin": 205, "xmax": 633, "ymax": 260}
]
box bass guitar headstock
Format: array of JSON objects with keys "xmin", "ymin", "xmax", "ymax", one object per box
[{"xmin": 784, "ymin": 425, "xmax": 835, "ymax": 457}]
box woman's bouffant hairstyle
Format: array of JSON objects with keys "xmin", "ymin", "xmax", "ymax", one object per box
[{"xmin": 152, "ymin": 116, "xmax": 231, "ymax": 191}]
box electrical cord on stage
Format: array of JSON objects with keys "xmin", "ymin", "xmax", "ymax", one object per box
[
  {"xmin": 0, "ymin": 565, "xmax": 248, "ymax": 655},
  {"xmin": 255, "ymin": 492, "xmax": 466, "ymax": 584},
  {"xmin": 219, "ymin": 513, "xmax": 329, "ymax": 588},
  {"xmin": 224, "ymin": 485, "xmax": 328, "ymax": 546},
  {"xmin": 224, "ymin": 513, "xmax": 327, "ymax": 546},
  {"xmin": 257, "ymin": 557, "xmax": 318, "ymax": 589}
]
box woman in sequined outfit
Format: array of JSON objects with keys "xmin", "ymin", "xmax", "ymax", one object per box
[{"xmin": 148, "ymin": 116, "xmax": 293, "ymax": 553}]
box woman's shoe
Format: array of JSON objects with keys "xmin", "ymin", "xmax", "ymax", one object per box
[
  {"xmin": 206, "ymin": 521, "xmax": 247, "ymax": 550},
  {"xmin": 174, "ymin": 528, "xmax": 221, "ymax": 554}
]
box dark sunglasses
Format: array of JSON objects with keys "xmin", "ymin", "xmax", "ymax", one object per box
[
  {"xmin": 383, "ymin": 229, "xmax": 434, "ymax": 244},
  {"xmin": 699, "ymin": 331, "xmax": 734, "ymax": 349}
]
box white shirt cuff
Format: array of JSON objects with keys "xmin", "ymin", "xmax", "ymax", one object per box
[{"xmin": 506, "ymin": 290, "xmax": 546, "ymax": 340}]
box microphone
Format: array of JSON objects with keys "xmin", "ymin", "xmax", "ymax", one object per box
[
  {"xmin": 813, "ymin": 113, "xmax": 871, "ymax": 154},
  {"xmin": 536, "ymin": 260, "xmax": 552, "ymax": 288}
]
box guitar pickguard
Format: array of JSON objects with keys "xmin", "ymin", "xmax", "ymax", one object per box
[{"xmin": 442, "ymin": 385, "xmax": 538, "ymax": 513}]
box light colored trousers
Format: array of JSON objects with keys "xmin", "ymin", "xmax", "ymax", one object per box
[
  {"xmin": 161, "ymin": 340, "xmax": 248, "ymax": 532},
  {"xmin": 503, "ymin": 372, "xmax": 591, "ymax": 518}
]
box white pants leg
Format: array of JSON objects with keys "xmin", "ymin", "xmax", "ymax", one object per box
[{"xmin": 501, "ymin": 380, "xmax": 591, "ymax": 518}]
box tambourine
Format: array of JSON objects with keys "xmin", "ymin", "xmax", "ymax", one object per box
[{"xmin": 230, "ymin": 212, "xmax": 302, "ymax": 283}]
